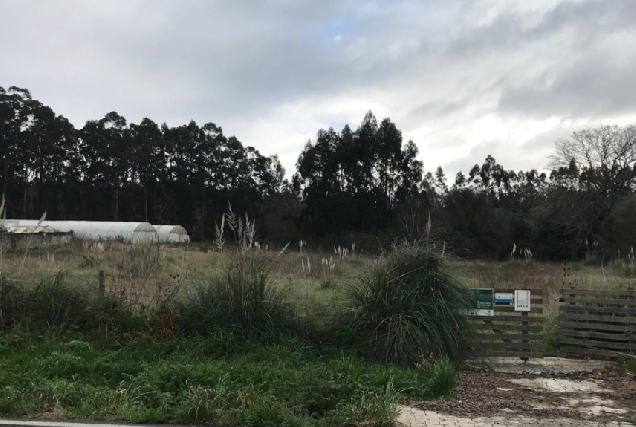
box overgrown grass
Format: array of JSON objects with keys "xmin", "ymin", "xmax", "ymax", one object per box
[
  {"xmin": 175, "ymin": 255, "xmax": 296, "ymax": 338},
  {"xmin": 7, "ymin": 235, "xmax": 636, "ymax": 426},
  {"xmin": 543, "ymin": 315, "xmax": 561, "ymax": 356},
  {"xmin": 0, "ymin": 273, "xmax": 143, "ymax": 334},
  {"xmin": 419, "ymin": 357, "xmax": 457, "ymax": 398},
  {"xmin": 0, "ymin": 248, "xmax": 470, "ymax": 426},
  {"xmin": 338, "ymin": 244, "xmax": 472, "ymax": 366},
  {"xmin": 0, "ymin": 332, "xmax": 453, "ymax": 426}
]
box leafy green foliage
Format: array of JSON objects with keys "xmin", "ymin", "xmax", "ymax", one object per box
[
  {"xmin": 0, "ymin": 333, "xmax": 447, "ymax": 426},
  {"xmin": 338, "ymin": 244, "xmax": 472, "ymax": 366}
]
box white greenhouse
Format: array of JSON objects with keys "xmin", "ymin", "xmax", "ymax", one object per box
[
  {"xmin": 3, "ymin": 220, "xmax": 157, "ymax": 243},
  {"xmin": 153, "ymin": 225, "xmax": 190, "ymax": 243}
]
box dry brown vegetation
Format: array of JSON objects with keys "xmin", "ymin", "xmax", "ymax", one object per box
[{"xmin": 2, "ymin": 240, "xmax": 635, "ymax": 316}]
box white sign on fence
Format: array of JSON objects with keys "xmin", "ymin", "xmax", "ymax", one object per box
[{"xmin": 514, "ymin": 290, "xmax": 531, "ymax": 312}]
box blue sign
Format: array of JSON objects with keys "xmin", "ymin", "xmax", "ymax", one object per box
[{"xmin": 495, "ymin": 292, "xmax": 514, "ymax": 305}]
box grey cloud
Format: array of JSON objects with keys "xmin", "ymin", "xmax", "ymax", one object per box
[
  {"xmin": 443, "ymin": 138, "xmax": 553, "ymax": 178},
  {"xmin": 410, "ymin": 98, "xmax": 466, "ymax": 119},
  {"xmin": 499, "ymin": 53, "xmax": 636, "ymax": 119},
  {"xmin": 2, "ymin": 0, "xmax": 636, "ymax": 178},
  {"xmin": 2, "ymin": 1, "xmax": 369, "ymax": 123},
  {"xmin": 448, "ymin": 0, "xmax": 636, "ymax": 57},
  {"xmin": 521, "ymin": 125, "xmax": 573, "ymax": 152}
]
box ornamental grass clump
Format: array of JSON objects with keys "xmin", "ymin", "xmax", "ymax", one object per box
[
  {"xmin": 177, "ymin": 208, "xmax": 294, "ymax": 339},
  {"xmin": 341, "ymin": 244, "xmax": 472, "ymax": 366},
  {"xmin": 176, "ymin": 257, "xmax": 295, "ymax": 339}
]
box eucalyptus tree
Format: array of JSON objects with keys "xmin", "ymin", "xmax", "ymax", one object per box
[
  {"xmin": 130, "ymin": 118, "xmax": 166, "ymax": 221},
  {"xmin": 80, "ymin": 112, "xmax": 130, "ymax": 220}
]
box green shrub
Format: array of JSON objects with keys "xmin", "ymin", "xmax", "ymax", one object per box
[
  {"xmin": 0, "ymin": 273, "xmax": 146, "ymax": 334},
  {"xmin": 0, "ymin": 276, "xmax": 28, "ymax": 330},
  {"xmin": 338, "ymin": 244, "xmax": 472, "ymax": 366},
  {"xmin": 0, "ymin": 273, "xmax": 89, "ymax": 331},
  {"xmin": 543, "ymin": 315, "xmax": 560, "ymax": 356},
  {"xmin": 420, "ymin": 358, "xmax": 456, "ymax": 398},
  {"xmin": 26, "ymin": 273, "xmax": 89, "ymax": 330},
  {"xmin": 176, "ymin": 256, "xmax": 296, "ymax": 338}
]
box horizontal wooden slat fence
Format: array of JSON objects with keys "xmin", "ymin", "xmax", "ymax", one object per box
[
  {"xmin": 559, "ymin": 289, "xmax": 636, "ymax": 358},
  {"xmin": 468, "ymin": 290, "xmax": 544, "ymax": 358}
]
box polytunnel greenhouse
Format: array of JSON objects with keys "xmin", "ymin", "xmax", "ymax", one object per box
[
  {"xmin": 3, "ymin": 220, "xmax": 157, "ymax": 243},
  {"xmin": 153, "ymin": 225, "xmax": 190, "ymax": 243}
]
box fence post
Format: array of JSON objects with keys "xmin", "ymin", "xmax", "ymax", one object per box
[
  {"xmin": 562, "ymin": 261, "xmax": 572, "ymax": 289},
  {"xmin": 98, "ymin": 270, "xmax": 105, "ymax": 298},
  {"xmin": 521, "ymin": 311, "xmax": 529, "ymax": 361}
]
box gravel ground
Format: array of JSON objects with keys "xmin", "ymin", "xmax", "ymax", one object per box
[{"xmin": 408, "ymin": 365, "xmax": 636, "ymax": 423}]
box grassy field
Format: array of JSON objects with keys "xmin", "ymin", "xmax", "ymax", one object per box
[
  {"xmin": 0, "ymin": 241, "xmax": 634, "ymax": 426},
  {"xmin": 3, "ymin": 242, "xmax": 634, "ymax": 314},
  {"xmin": 0, "ymin": 331, "xmax": 458, "ymax": 426}
]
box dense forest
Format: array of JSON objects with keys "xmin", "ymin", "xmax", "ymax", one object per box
[{"xmin": 2, "ymin": 85, "xmax": 636, "ymax": 260}]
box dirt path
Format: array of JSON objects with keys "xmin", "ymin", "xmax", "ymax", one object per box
[{"xmin": 400, "ymin": 358, "xmax": 636, "ymax": 427}]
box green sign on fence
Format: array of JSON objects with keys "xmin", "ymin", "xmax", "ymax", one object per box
[{"xmin": 469, "ymin": 288, "xmax": 494, "ymax": 317}]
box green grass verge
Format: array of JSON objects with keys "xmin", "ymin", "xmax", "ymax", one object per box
[
  {"xmin": 0, "ymin": 331, "xmax": 456, "ymax": 427},
  {"xmin": 542, "ymin": 315, "xmax": 560, "ymax": 356}
]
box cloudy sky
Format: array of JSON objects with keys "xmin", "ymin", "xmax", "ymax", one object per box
[{"xmin": 2, "ymin": 0, "xmax": 636, "ymax": 178}]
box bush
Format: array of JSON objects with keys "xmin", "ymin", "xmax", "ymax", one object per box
[
  {"xmin": 542, "ymin": 315, "xmax": 560, "ymax": 356},
  {"xmin": 27, "ymin": 273, "xmax": 89, "ymax": 330},
  {"xmin": 0, "ymin": 277, "xmax": 28, "ymax": 330},
  {"xmin": 338, "ymin": 244, "xmax": 472, "ymax": 366},
  {"xmin": 0, "ymin": 273, "xmax": 89, "ymax": 331},
  {"xmin": 419, "ymin": 358, "xmax": 457, "ymax": 398},
  {"xmin": 0, "ymin": 273, "xmax": 146, "ymax": 334},
  {"xmin": 176, "ymin": 256, "xmax": 296, "ymax": 338}
]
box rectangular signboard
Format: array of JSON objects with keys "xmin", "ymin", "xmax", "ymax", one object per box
[
  {"xmin": 495, "ymin": 292, "xmax": 514, "ymax": 305},
  {"xmin": 514, "ymin": 290, "xmax": 531, "ymax": 312},
  {"xmin": 469, "ymin": 288, "xmax": 494, "ymax": 317}
]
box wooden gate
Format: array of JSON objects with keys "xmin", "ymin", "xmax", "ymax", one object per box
[
  {"xmin": 560, "ymin": 289, "xmax": 636, "ymax": 358},
  {"xmin": 468, "ymin": 289, "xmax": 544, "ymax": 358}
]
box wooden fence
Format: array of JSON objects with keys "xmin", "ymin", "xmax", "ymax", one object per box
[
  {"xmin": 468, "ymin": 290, "xmax": 544, "ymax": 358},
  {"xmin": 560, "ymin": 289, "xmax": 636, "ymax": 358}
]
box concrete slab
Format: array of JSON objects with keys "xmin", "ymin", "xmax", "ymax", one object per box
[
  {"xmin": 509, "ymin": 378, "xmax": 611, "ymax": 393},
  {"xmin": 398, "ymin": 405, "xmax": 634, "ymax": 427},
  {"xmin": 468, "ymin": 357, "xmax": 611, "ymax": 375}
]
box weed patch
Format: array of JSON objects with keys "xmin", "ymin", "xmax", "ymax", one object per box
[
  {"xmin": 0, "ymin": 332, "xmax": 451, "ymax": 426},
  {"xmin": 543, "ymin": 315, "xmax": 560, "ymax": 356}
]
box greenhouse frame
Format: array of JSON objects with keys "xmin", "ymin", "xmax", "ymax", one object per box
[
  {"xmin": 153, "ymin": 225, "xmax": 190, "ymax": 243},
  {"xmin": 3, "ymin": 220, "xmax": 157, "ymax": 243}
]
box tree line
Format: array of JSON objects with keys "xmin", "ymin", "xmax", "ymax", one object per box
[{"xmin": 2, "ymin": 85, "xmax": 636, "ymax": 260}]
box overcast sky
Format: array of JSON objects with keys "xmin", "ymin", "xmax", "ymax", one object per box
[{"xmin": 2, "ymin": 0, "xmax": 636, "ymax": 178}]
